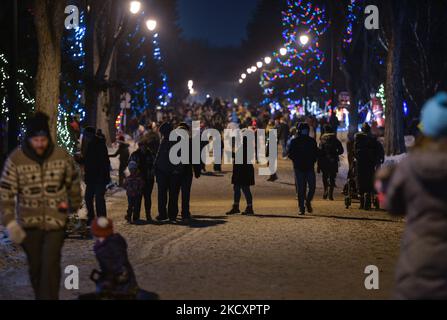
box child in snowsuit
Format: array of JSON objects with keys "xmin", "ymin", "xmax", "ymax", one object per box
[
  {"xmin": 123, "ymin": 161, "xmax": 145, "ymax": 223},
  {"xmin": 90, "ymin": 217, "xmax": 139, "ymax": 299}
]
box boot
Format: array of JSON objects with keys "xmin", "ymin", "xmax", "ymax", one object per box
[
  {"xmin": 359, "ymin": 194, "xmax": 365, "ymax": 210},
  {"xmin": 323, "ymin": 186, "xmax": 328, "ymax": 200},
  {"xmin": 242, "ymin": 205, "xmax": 255, "ymax": 216},
  {"xmin": 328, "ymin": 187, "xmax": 335, "ymax": 201},
  {"xmin": 306, "ymin": 201, "xmax": 313, "ymax": 214},
  {"xmin": 364, "ymin": 193, "xmax": 372, "ymax": 211},
  {"xmin": 226, "ymin": 205, "xmax": 240, "ymax": 215}
]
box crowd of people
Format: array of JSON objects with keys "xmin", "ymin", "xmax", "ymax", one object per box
[{"xmin": 2, "ymin": 92, "xmax": 447, "ymax": 300}]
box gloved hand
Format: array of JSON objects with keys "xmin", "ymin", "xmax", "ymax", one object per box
[{"xmin": 6, "ymin": 221, "xmax": 26, "ymax": 244}]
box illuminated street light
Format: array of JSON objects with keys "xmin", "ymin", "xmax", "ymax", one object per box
[
  {"xmin": 129, "ymin": 1, "xmax": 141, "ymax": 14},
  {"xmin": 234, "ymin": 98, "xmax": 238, "ymax": 104},
  {"xmin": 239, "ymin": 79, "xmax": 243, "ymax": 84},
  {"xmin": 279, "ymin": 47, "xmax": 287, "ymax": 56},
  {"xmin": 145, "ymin": 19, "xmax": 157, "ymax": 31},
  {"xmin": 264, "ymin": 56, "xmax": 272, "ymax": 64},
  {"xmin": 251, "ymin": 66, "xmax": 257, "ymax": 72},
  {"xmin": 299, "ymin": 34, "xmax": 310, "ymax": 46},
  {"xmin": 188, "ymin": 80, "xmax": 193, "ymax": 89},
  {"xmin": 247, "ymin": 68, "xmax": 252, "ymax": 74},
  {"xmin": 256, "ymin": 61, "xmax": 263, "ymax": 68},
  {"xmin": 241, "ymin": 73, "xmax": 247, "ymax": 79}
]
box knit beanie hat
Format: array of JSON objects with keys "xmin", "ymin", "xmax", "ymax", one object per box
[
  {"xmin": 26, "ymin": 112, "xmax": 51, "ymax": 139},
  {"xmin": 91, "ymin": 217, "xmax": 114, "ymax": 238},
  {"xmin": 421, "ymin": 92, "xmax": 447, "ymax": 138}
]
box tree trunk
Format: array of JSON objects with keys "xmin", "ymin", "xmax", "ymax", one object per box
[
  {"xmin": 384, "ymin": 1, "xmax": 406, "ymax": 156},
  {"xmin": 34, "ymin": 0, "xmax": 66, "ymax": 141}
]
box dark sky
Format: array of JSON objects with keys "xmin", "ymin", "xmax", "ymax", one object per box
[{"xmin": 177, "ymin": 0, "xmax": 259, "ymax": 47}]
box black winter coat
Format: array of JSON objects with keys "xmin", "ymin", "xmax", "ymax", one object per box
[
  {"xmin": 318, "ymin": 133, "xmax": 344, "ymax": 173},
  {"xmin": 109, "ymin": 142, "xmax": 130, "ymax": 168},
  {"xmin": 354, "ymin": 133, "xmax": 383, "ymax": 193},
  {"xmin": 129, "ymin": 148, "xmax": 155, "ymax": 182},
  {"xmin": 231, "ymin": 138, "xmax": 255, "ymax": 186},
  {"xmin": 288, "ymin": 135, "xmax": 319, "ymax": 172},
  {"xmin": 154, "ymin": 138, "xmax": 184, "ymax": 176},
  {"xmin": 84, "ymin": 136, "xmax": 111, "ymax": 185}
]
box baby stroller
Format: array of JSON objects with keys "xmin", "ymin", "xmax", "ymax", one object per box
[{"xmin": 343, "ymin": 159, "xmax": 380, "ymax": 210}]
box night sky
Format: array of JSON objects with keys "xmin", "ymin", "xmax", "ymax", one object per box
[{"xmin": 178, "ymin": 0, "xmax": 259, "ymax": 47}]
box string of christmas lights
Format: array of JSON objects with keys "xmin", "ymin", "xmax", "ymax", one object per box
[
  {"xmin": 0, "ymin": 53, "xmax": 35, "ymax": 138},
  {"xmin": 58, "ymin": 10, "xmax": 86, "ymax": 154},
  {"xmin": 260, "ymin": 0, "xmax": 330, "ymax": 108},
  {"xmin": 343, "ymin": 0, "xmax": 364, "ymax": 48}
]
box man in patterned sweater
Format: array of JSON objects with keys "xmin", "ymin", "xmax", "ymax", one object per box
[{"xmin": 0, "ymin": 112, "xmax": 82, "ymax": 300}]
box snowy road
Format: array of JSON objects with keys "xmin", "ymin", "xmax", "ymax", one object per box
[{"xmin": 0, "ymin": 141, "xmax": 404, "ymax": 300}]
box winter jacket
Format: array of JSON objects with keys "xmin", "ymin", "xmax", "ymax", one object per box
[
  {"xmin": 354, "ymin": 132, "xmax": 384, "ymax": 193},
  {"xmin": 387, "ymin": 142, "xmax": 447, "ymax": 299},
  {"xmin": 129, "ymin": 148, "xmax": 155, "ymax": 182},
  {"xmin": 0, "ymin": 142, "xmax": 82, "ymax": 230},
  {"xmin": 154, "ymin": 138, "xmax": 184, "ymax": 176},
  {"xmin": 94, "ymin": 233, "xmax": 138, "ymax": 295},
  {"xmin": 288, "ymin": 135, "xmax": 319, "ymax": 172},
  {"xmin": 318, "ymin": 133, "xmax": 344, "ymax": 174},
  {"xmin": 109, "ymin": 142, "xmax": 130, "ymax": 168},
  {"xmin": 231, "ymin": 137, "xmax": 255, "ymax": 186},
  {"xmin": 123, "ymin": 173, "xmax": 145, "ymax": 198},
  {"xmin": 276, "ymin": 122, "xmax": 290, "ymax": 141},
  {"xmin": 180, "ymin": 138, "xmax": 201, "ymax": 178},
  {"xmin": 84, "ymin": 135, "xmax": 111, "ymax": 185}
]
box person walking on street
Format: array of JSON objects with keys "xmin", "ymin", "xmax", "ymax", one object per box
[
  {"xmin": 354, "ymin": 123, "xmax": 383, "ymax": 210},
  {"xmin": 109, "ymin": 135, "xmax": 130, "ymax": 187},
  {"xmin": 123, "ymin": 161, "xmax": 145, "ymax": 224},
  {"xmin": 0, "ymin": 112, "xmax": 82, "ymax": 300},
  {"xmin": 266, "ymin": 120, "xmax": 278, "ymax": 182},
  {"xmin": 129, "ymin": 139, "xmax": 156, "ymax": 222},
  {"xmin": 176, "ymin": 123, "xmax": 201, "ymax": 224},
  {"xmin": 154, "ymin": 122, "xmax": 183, "ymax": 222},
  {"xmin": 288, "ymin": 123, "xmax": 319, "ymax": 215},
  {"xmin": 276, "ymin": 117, "xmax": 290, "ymax": 159},
  {"xmin": 84, "ymin": 129, "xmax": 111, "ymax": 224},
  {"xmin": 226, "ymin": 132, "xmax": 256, "ymax": 216},
  {"xmin": 318, "ymin": 125, "xmax": 344, "ymax": 200},
  {"xmin": 382, "ymin": 92, "xmax": 447, "ymax": 299}
]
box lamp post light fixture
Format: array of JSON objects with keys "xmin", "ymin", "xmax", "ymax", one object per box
[
  {"xmin": 247, "ymin": 68, "xmax": 252, "ymax": 74},
  {"xmin": 279, "ymin": 47, "xmax": 287, "ymax": 56},
  {"xmin": 299, "ymin": 34, "xmax": 310, "ymax": 46},
  {"xmin": 264, "ymin": 56, "xmax": 272, "ymax": 64},
  {"xmin": 251, "ymin": 66, "xmax": 257, "ymax": 73},
  {"xmin": 241, "ymin": 73, "xmax": 246, "ymax": 79},
  {"xmin": 239, "ymin": 79, "xmax": 243, "ymax": 84},
  {"xmin": 129, "ymin": 1, "xmax": 142, "ymax": 14},
  {"xmin": 256, "ymin": 61, "xmax": 263, "ymax": 68},
  {"xmin": 145, "ymin": 19, "xmax": 157, "ymax": 31}
]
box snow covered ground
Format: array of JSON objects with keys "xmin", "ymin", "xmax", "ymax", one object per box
[{"xmin": 0, "ymin": 137, "xmax": 404, "ymax": 300}]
